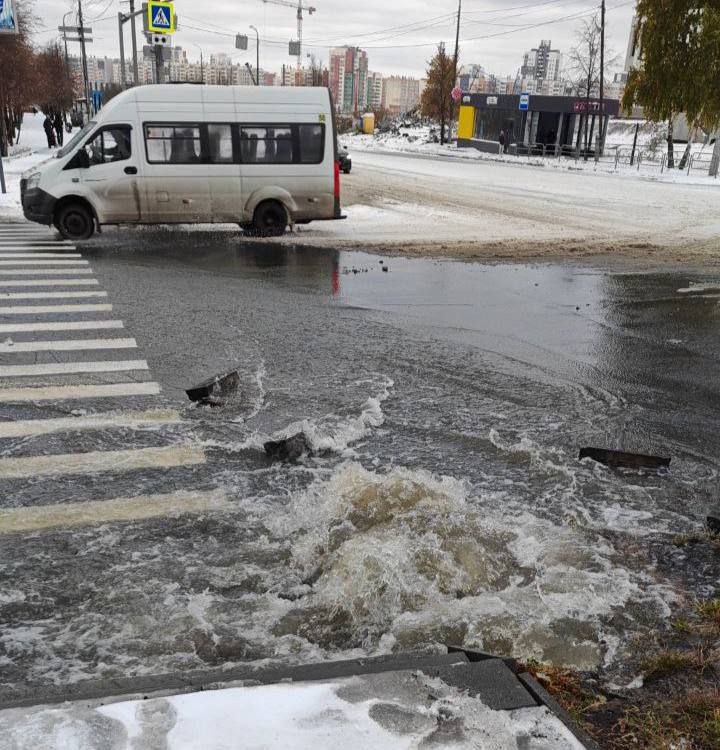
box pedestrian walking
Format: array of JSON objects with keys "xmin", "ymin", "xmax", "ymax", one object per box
[
  {"xmin": 42, "ymin": 115, "xmax": 56, "ymax": 148},
  {"xmin": 53, "ymin": 112, "xmax": 64, "ymax": 147},
  {"xmin": 499, "ymin": 130, "xmax": 506, "ymax": 153}
]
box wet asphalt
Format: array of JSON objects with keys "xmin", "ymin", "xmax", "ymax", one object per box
[{"xmin": 1, "ymin": 225, "xmax": 719, "ymax": 697}]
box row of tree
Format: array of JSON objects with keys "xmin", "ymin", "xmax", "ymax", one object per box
[
  {"xmin": 0, "ymin": 0, "xmax": 76, "ymax": 155},
  {"xmin": 623, "ymin": 0, "xmax": 720, "ymax": 169}
]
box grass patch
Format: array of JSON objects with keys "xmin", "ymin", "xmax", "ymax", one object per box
[
  {"xmin": 519, "ymin": 659, "xmax": 604, "ymax": 722},
  {"xmin": 641, "ymin": 650, "xmax": 700, "ymax": 682},
  {"xmin": 695, "ymin": 598, "xmax": 720, "ymax": 628},
  {"xmin": 607, "ymin": 690, "xmax": 720, "ymax": 750},
  {"xmin": 672, "ymin": 530, "xmax": 720, "ymax": 548}
]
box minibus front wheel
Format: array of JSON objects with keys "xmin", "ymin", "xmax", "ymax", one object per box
[{"xmin": 54, "ymin": 200, "xmax": 95, "ymax": 241}]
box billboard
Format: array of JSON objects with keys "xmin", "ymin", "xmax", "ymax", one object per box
[{"xmin": 0, "ymin": 0, "xmax": 18, "ymax": 34}]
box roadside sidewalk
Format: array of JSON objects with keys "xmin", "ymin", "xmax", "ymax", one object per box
[{"xmin": 1, "ymin": 112, "xmax": 58, "ymax": 223}]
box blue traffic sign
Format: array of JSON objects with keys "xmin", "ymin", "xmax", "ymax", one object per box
[
  {"xmin": 519, "ymin": 93, "xmax": 530, "ymax": 111},
  {"xmin": 147, "ymin": 1, "xmax": 175, "ymax": 33}
]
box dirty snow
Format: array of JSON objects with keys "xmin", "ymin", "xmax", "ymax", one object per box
[{"xmin": 0, "ymin": 675, "xmax": 584, "ymax": 750}]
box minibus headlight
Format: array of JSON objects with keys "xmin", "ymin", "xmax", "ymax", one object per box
[{"xmin": 26, "ymin": 172, "xmax": 41, "ymax": 191}]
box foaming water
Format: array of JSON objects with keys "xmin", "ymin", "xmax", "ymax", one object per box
[{"xmin": 264, "ymin": 463, "xmax": 674, "ymax": 669}]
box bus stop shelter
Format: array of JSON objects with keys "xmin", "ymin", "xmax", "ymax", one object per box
[{"xmin": 457, "ymin": 93, "xmax": 620, "ymax": 157}]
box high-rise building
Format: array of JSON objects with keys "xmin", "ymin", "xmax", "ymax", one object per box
[
  {"xmin": 381, "ymin": 76, "xmax": 422, "ymax": 115},
  {"xmin": 329, "ymin": 47, "xmax": 369, "ymax": 113},
  {"xmin": 367, "ymin": 71, "xmax": 383, "ymax": 109},
  {"xmin": 521, "ymin": 40, "xmax": 562, "ymax": 83},
  {"xmin": 624, "ymin": 15, "xmax": 641, "ymax": 72},
  {"xmin": 458, "ymin": 64, "xmax": 485, "ymax": 94}
]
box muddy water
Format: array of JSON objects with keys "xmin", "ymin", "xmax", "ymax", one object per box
[{"xmin": 2, "ymin": 239, "xmax": 719, "ymax": 695}]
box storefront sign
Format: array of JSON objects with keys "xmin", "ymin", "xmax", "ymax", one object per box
[
  {"xmin": 573, "ymin": 100, "xmax": 602, "ymax": 113},
  {"xmin": 486, "ymin": 96, "xmax": 498, "ymax": 105},
  {"xmin": 519, "ymin": 93, "xmax": 530, "ymax": 111}
]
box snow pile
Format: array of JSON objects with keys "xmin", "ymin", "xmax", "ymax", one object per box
[
  {"xmin": 0, "ymin": 112, "xmax": 71, "ymax": 222},
  {"xmin": 0, "ymin": 675, "xmax": 585, "ymax": 749}
]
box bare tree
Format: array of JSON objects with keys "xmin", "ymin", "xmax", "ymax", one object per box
[
  {"xmin": 566, "ymin": 15, "xmax": 619, "ymax": 153},
  {"xmin": 420, "ymin": 43, "xmax": 456, "ymax": 145}
]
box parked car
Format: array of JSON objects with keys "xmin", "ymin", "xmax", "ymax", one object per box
[{"xmin": 338, "ymin": 145, "xmax": 352, "ymax": 174}]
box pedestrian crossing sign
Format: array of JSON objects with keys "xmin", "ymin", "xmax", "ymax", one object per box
[{"xmin": 147, "ymin": 1, "xmax": 175, "ymax": 34}]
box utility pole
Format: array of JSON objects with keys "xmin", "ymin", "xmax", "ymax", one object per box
[
  {"xmin": 118, "ymin": 12, "xmax": 126, "ymax": 87},
  {"xmin": 0, "ymin": 60, "xmax": 7, "ymax": 193},
  {"xmin": 77, "ymin": 0, "xmax": 91, "ymax": 119},
  {"xmin": 596, "ymin": 0, "xmax": 605, "ymax": 163},
  {"xmin": 155, "ymin": 46, "xmax": 164, "ymax": 84},
  {"xmin": 452, "ymin": 0, "xmax": 461, "ymax": 85},
  {"xmin": 62, "ymin": 10, "xmax": 72, "ymax": 71},
  {"xmin": 129, "ymin": 0, "xmax": 139, "ymax": 84}
]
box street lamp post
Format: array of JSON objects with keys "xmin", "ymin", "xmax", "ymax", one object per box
[
  {"xmin": 249, "ymin": 25, "xmax": 260, "ymax": 86},
  {"xmin": 190, "ymin": 42, "xmax": 204, "ymax": 83}
]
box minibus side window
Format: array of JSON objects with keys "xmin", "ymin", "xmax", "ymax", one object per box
[
  {"xmin": 298, "ymin": 124, "xmax": 325, "ymax": 164},
  {"xmin": 240, "ymin": 126, "xmax": 293, "ymax": 164},
  {"xmin": 145, "ymin": 124, "xmax": 201, "ymax": 164},
  {"xmin": 85, "ymin": 126, "xmax": 132, "ymax": 166},
  {"xmin": 207, "ymin": 125, "xmax": 233, "ymax": 164}
]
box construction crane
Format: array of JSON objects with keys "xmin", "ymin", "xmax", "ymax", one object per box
[{"xmin": 259, "ymin": 0, "xmax": 316, "ymax": 69}]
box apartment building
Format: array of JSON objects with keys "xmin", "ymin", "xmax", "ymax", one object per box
[
  {"xmin": 329, "ymin": 46, "xmax": 369, "ymax": 113},
  {"xmin": 381, "ymin": 75, "xmax": 422, "ymax": 115}
]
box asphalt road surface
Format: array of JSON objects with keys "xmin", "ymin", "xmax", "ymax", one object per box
[{"xmin": 1, "ymin": 222, "xmax": 719, "ymax": 700}]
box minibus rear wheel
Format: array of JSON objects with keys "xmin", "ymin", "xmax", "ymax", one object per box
[
  {"xmin": 252, "ymin": 200, "xmax": 288, "ymax": 237},
  {"xmin": 55, "ymin": 201, "xmax": 95, "ymax": 241}
]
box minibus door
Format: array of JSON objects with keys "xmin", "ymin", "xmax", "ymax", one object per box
[
  {"xmin": 140, "ymin": 124, "xmax": 212, "ymax": 223},
  {"xmin": 80, "ymin": 125, "xmax": 141, "ymax": 222}
]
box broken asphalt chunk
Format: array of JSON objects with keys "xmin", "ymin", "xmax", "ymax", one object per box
[
  {"xmin": 578, "ymin": 447, "xmax": 670, "ymax": 470},
  {"xmin": 264, "ymin": 432, "xmax": 314, "ymax": 462},
  {"xmin": 186, "ymin": 370, "xmax": 241, "ymax": 405}
]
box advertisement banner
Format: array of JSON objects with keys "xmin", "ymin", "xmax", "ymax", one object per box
[{"xmin": 0, "ymin": 0, "xmax": 17, "ymax": 34}]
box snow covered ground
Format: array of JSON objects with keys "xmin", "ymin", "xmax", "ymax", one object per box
[
  {"xmin": 285, "ymin": 147, "xmax": 720, "ymax": 264},
  {"xmin": 0, "ymin": 673, "xmax": 584, "ymax": 749},
  {"xmin": 0, "ymin": 112, "xmax": 66, "ymax": 222},
  {"xmin": 341, "ymin": 122, "xmax": 718, "ymax": 186}
]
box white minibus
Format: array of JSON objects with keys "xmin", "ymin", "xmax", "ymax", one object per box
[{"xmin": 21, "ymin": 85, "xmax": 342, "ymax": 240}]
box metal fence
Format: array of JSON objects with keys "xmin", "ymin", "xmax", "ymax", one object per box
[{"xmin": 507, "ymin": 141, "xmax": 717, "ymax": 176}]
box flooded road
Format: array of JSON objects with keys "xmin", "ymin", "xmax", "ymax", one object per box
[{"xmin": 2, "ymin": 229, "xmax": 719, "ymax": 698}]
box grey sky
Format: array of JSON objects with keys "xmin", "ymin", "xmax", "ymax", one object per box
[{"xmin": 34, "ymin": 0, "xmax": 636, "ymax": 78}]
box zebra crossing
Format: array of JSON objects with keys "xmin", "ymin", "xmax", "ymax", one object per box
[{"xmin": 0, "ymin": 224, "xmax": 227, "ymax": 532}]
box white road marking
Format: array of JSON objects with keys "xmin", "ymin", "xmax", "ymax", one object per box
[
  {"xmin": 0, "ymin": 269, "xmax": 94, "ymax": 275},
  {"xmin": 0, "ymin": 279, "xmax": 99, "ymax": 287},
  {"xmin": 0, "ymin": 337, "xmax": 136, "ymax": 353},
  {"xmin": 0, "ymin": 243, "xmax": 77, "ymax": 248},
  {"xmin": 0, "ymin": 408, "xmax": 180, "ymax": 439},
  {"xmin": 0, "ymin": 253, "xmax": 82, "ymax": 258},
  {"xmin": 0, "ymin": 291, "xmax": 107, "ymax": 300},
  {"xmin": 0, "ymin": 360, "xmax": 148, "ymax": 378},
  {"xmin": 0, "ymin": 489, "xmax": 228, "ymax": 533},
  {"xmin": 0, "ymin": 320, "xmax": 123, "ymax": 333},
  {"xmin": 0, "ymin": 445, "xmax": 205, "ymax": 479},
  {"xmin": 0, "ymin": 381, "xmax": 160, "ymax": 402},
  {"xmin": 0, "ymin": 260, "xmax": 88, "ymax": 266},
  {"xmin": 0, "ymin": 303, "xmax": 112, "ymax": 314}
]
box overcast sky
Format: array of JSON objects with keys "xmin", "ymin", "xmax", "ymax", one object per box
[{"xmin": 33, "ymin": 0, "xmax": 636, "ymax": 78}]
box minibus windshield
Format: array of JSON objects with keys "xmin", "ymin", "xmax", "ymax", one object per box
[{"xmin": 57, "ymin": 121, "xmax": 96, "ymax": 158}]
